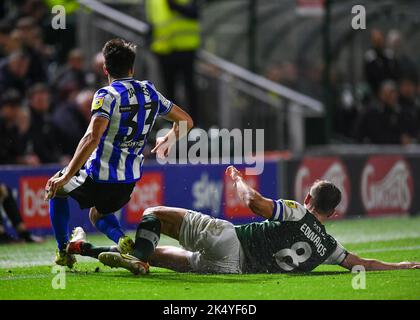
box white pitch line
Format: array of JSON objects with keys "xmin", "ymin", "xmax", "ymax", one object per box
[
  {"xmin": 335, "ymin": 233, "xmax": 420, "ymax": 244},
  {"xmin": 0, "ymin": 274, "xmax": 53, "ymax": 281},
  {"xmin": 0, "ymin": 255, "xmax": 97, "ymax": 269},
  {"xmin": 356, "ymin": 245, "xmax": 420, "ymax": 254}
]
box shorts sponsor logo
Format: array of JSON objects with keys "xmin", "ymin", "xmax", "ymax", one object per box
[
  {"xmin": 224, "ymin": 170, "xmax": 259, "ymax": 219},
  {"xmin": 126, "ymin": 172, "xmax": 163, "ymax": 223},
  {"xmin": 295, "ymin": 157, "xmax": 350, "ymax": 216},
  {"xmin": 361, "ymin": 156, "xmax": 413, "ymax": 216},
  {"xmin": 19, "ymin": 176, "xmax": 51, "ymax": 228}
]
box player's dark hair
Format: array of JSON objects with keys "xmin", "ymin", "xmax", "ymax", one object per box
[
  {"xmin": 309, "ymin": 180, "xmax": 341, "ymax": 215},
  {"xmin": 102, "ymin": 38, "xmax": 136, "ymax": 79}
]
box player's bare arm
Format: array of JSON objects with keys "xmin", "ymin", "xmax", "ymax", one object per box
[
  {"xmin": 340, "ymin": 252, "xmax": 420, "ymax": 271},
  {"xmin": 45, "ymin": 116, "xmax": 109, "ymax": 200},
  {"xmin": 226, "ymin": 165, "xmax": 274, "ymax": 219},
  {"xmin": 151, "ymin": 104, "xmax": 194, "ymax": 159}
]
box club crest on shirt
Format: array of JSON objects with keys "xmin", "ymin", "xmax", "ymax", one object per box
[
  {"xmin": 284, "ymin": 200, "xmax": 297, "ymax": 209},
  {"xmin": 92, "ymin": 97, "xmax": 105, "ymax": 110}
]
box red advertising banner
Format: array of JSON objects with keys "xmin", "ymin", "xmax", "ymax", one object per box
[
  {"xmin": 296, "ymin": 0, "xmax": 325, "ymax": 17},
  {"xmin": 224, "ymin": 169, "xmax": 259, "ymax": 219},
  {"xmin": 361, "ymin": 156, "xmax": 413, "ymax": 216},
  {"xmin": 294, "ymin": 157, "xmax": 350, "ymax": 217},
  {"xmin": 126, "ymin": 172, "xmax": 164, "ymax": 224},
  {"xmin": 19, "ymin": 176, "xmax": 51, "ymax": 228}
]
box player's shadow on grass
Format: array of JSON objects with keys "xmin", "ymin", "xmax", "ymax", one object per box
[
  {"xmin": 287, "ymin": 271, "xmax": 350, "ymax": 277},
  {"xmin": 101, "ymin": 272, "xmax": 275, "ymax": 284},
  {"xmin": 89, "ymin": 264, "xmax": 350, "ymax": 282},
  {"xmin": 97, "ymin": 270, "xmax": 350, "ymax": 283}
]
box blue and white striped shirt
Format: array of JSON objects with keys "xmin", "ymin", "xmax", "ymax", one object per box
[{"xmin": 85, "ymin": 78, "xmax": 173, "ymax": 183}]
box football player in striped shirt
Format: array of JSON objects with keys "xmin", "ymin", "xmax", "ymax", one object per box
[{"xmin": 45, "ymin": 38, "xmax": 193, "ymax": 268}]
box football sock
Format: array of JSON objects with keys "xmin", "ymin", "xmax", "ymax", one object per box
[
  {"xmin": 94, "ymin": 214, "xmax": 125, "ymax": 244},
  {"xmin": 49, "ymin": 198, "xmax": 70, "ymax": 251},
  {"xmin": 80, "ymin": 242, "xmax": 119, "ymax": 259},
  {"xmin": 133, "ymin": 214, "xmax": 161, "ymax": 262}
]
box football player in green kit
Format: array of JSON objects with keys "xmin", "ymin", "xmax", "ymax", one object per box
[{"xmin": 68, "ymin": 165, "xmax": 420, "ymax": 274}]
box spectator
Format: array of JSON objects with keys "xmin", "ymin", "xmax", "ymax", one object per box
[
  {"xmin": 386, "ymin": 29, "xmax": 418, "ymax": 83},
  {"xmin": 399, "ymin": 78, "xmax": 419, "ymax": 110},
  {"xmin": 52, "ymin": 89, "xmax": 93, "ymax": 156},
  {"xmin": 0, "ymin": 90, "xmax": 27, "ymax": 164},
  {"xmin": 16, "ymin": 106, "xmax": 40, "ymax": 166},
  {"xmin": 53, "ymin": 48, "xmax": 86, "ymax": 102},
  {"xmin": 0, "ymin": 50, "xmax": 30, "ymax": 95},
  {"xmin": 364, "ymin": 29, "xmax": 400, "ymax": 95},
  {"xmin": 13, "ymin": 16, "xmax": 49, "ymax": 83},
  {"xmin": 27, "ymin": 83, "xmax": 63, "ymax": 163},
  {"xmin": 356, "ymin": 80, "xmax": 415, "ymax": 145},
  {"xmin": 145, "ymin": 0, "xmax": 200, "ymax": 123},
  {"xmin": 19, "ymin": 0, "xmax": 49, "ymax": 28},
  {"xmin": 0, "ymin": 22, "xmax": 21, "ymax": 59},
  {"xmin": 85, "ymin": 52, "xmax": 107, "ymax": 89},
  {"xmin": 398, "ymin": 78, "xmax": 420, "ymax": 140},
  {"xmin": 0, "ymin": 183, "xmax": 43, "ymax": 243}
]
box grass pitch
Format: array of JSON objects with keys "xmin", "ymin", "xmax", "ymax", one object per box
[{"xmin": 0, "ymin": 216, "xmax": 419, "ymax": 300}]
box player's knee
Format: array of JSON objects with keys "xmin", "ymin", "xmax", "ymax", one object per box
[
  {"xmin": 138, "ymin": 213, "xmax": 161, "ymax": 233},
  {"xmin": 89, "ymin": 208, "xmax": 102, "ymax": 225},
  {"xmin": 143, "ymin": 206, "xmax": 167, "ymax": 219}
]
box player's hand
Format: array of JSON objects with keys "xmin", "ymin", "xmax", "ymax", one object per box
[
  {"xmin": 151, "ymin": 136, "xmax": 172, "ymax": 159},
  {"xmin": 398, "ymin": 262, "xmax": 420, "ymax": 269},
  {"xmin": 44, "ymin": 174, "xmax": 70, "ymax": 201},
  {"xmin": 225, "ymin": 165, "xmax": 243, "ymax": 181}
]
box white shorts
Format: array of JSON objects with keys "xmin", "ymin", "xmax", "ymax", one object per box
[{"xmin": 179, "ymin": 210, "xmax": 244, "ymax": 274}]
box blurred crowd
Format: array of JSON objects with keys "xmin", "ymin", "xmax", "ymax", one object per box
[
  {"xmin": 0, "ymin": 0, "xmax": 107, "ymax": 166},
  {"xmin": 335, "ymin": 28, "xmax": 420, "ymax": 145},
  {"xmin": 1, "ymin": 0, "xmax": 420, "ymax": 170},
  {"xmin": 355, "ymin": 29, "xmax": 419, "ymax": 145},
  {"xmin": 266, "ymin": 28, "xmax": 420, "ymax": 146}
]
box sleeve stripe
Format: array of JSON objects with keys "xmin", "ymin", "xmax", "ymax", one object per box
[
  {"xmin": 271, "ymin": 200, "xmax": 282, "ymax": 221},
  {"xmin": 279, "ymin": 201, "xmax": 284, "ymax": 221},
  {"xmin": 159, "ymin": 101, "xmax": 173, "ymax": 115},
  {"xmin": 336, "ymin": 248, "xmax": 349, "ymax": 265},
  {"xmin": 91, "ymin": 111, "xmax": 110, "ymax": 119}
]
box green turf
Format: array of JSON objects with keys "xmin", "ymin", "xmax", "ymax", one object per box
[{"xmin": 0, "ymin": 216, "xmax": 419, "ymax": 300}]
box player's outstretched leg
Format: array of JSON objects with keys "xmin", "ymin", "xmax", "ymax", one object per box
[
  {"xmin": 99, "ymin": 206, "xmax": 189, "ymax": 274},
  {"xmin": 66, "ymin": 227, "xmax": 119, "ymax": 259},
  {"xmin": 99, "ymin": 212, "xmax": 161, "ymax": 275},
  {"xmin": 149, "ymin": 246, "xmax": 193, "ymax": 272}
]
